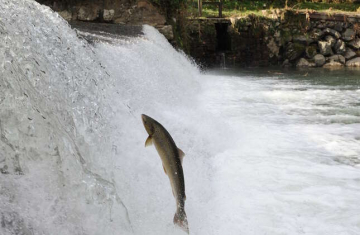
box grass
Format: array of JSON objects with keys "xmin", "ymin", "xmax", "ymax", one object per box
[{"xmin": 186, "ymin": 0, "xmax": 360, "ymax": 18}]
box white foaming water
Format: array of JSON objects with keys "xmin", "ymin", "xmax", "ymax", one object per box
[{"xmin": 1, "ymin": 1, "xmax": 360, "ymax": 235}]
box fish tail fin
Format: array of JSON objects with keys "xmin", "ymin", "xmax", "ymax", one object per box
[{"xmin": 174, "ymin": 208, "xmax": 189, "ymax": 234}]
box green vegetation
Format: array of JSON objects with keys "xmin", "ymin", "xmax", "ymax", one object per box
[
  {"xmin": 186, "ymin": 0, "xmax": 360, "ymax": 18},
  {"xmin": 150, "ymin": 0, "xmax": 187, "ymax": 18}
]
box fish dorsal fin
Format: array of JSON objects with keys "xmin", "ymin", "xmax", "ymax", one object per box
[
  {"xmin": 145, "ymin": 136, "xmax": 153, "ymax": 147},
  {"xmin": 178, "ymin": 148, "xmax": 185, "ymax": 164}
]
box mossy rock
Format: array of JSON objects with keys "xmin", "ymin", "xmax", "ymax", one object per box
[
  {"xmin": 305, "ymin": 45, "xmax": 318, "ymax": 59},
  {"xmin": 285, "ymin": 42, "xmax": 306, "ymax": 61}
]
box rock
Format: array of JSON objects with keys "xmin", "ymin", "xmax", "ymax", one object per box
[
  {"xmin": 317, "ymin": 23, "xmax": 326, "ymax": 29},
  {"xmin": 334, "ymin": 23, "xmax": 343, "ymax": 33},
  {"xmin": 346, "ymin": 57, "xmax": 360, "ymax": 67},
  {"xmin": 293, "ymin": 35, "xmax": 314, "ymax": 45},
  {"xmin": 267, "ymin": 38, "xmax": 279, "ymax": 57},
  {"xmin": 310, "ymin": 28, "xmax": 324, "ymax": 40},
  {"xmin": 158, "ymin": 25, "xmax": 174, "ymax": 40},
  {"xmin": 133, "ymin": 0, "xmax": 166, "ymax": 26},
  {"xmin": 342, "ymin": 28, "xmax": 356, "ymax": 42},
  {"xmin": 326, "ymin": 55, "xmax": 345, "ymax": 64},
  {"xmin": 282, "ymin": 59, "xmax": 291, "ymax": 67},
  {"xmin": 334, "ymin": 39, "xmax": 346, "ymax": 54},
  {"xmin": 318, "ymin": 41, "xmax": 333, "ymax": 56},
  {"xmin": 325, "ymin": 35, "xmax": 336, "ymax": 47},
  {"xmin": 285, "ymin": 42, "xmax": 305, "ymax": 61},
  {"xmin": 323, "ymin": 61, "xmax": 344, "ymax": 68},
  {"xmin": 77, "ymin": 6, "xmax": 100, "ymax": 21},
  {"xmin": 347, "ymin": 38, "xmax": 360, "ymax": 50},
  {"xmin": 326, "ymin": 21, "xmax": 335, "ymax": 28},
  {"xmin": 103, "ymin": 9, "xmax": 115, "ymax": 22},
  {"xmin": 305, "ymin": 45, "xmax": 317, "ymax": 59},
  {"xmin": 58, "ymin": 10, "xmax": 72, "ymax": 21},
  {"xmin": 314, "ymin": 54, "xmax": 326, "ymax": 67},
  {"xmin": 344, "ymin": 48, "xmax": 357, "ymax": 60},
  {"xmin": 323, "ymin": 28, "xmax": 341, "ymax": 39},
  {"xmin": 296, "ymin": 58, "xmax": 315, "ymax": 67}
]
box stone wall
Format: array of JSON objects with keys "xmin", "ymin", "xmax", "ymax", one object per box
[
  {"xmin": 187, "ymin": 11, "xmax": 360, "ymax": 68},
  {"xmin": 36, "ymin": 0, "xmax": 174, "ymax": 40}
]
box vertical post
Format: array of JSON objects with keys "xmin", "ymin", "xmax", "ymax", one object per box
[
  {"xmin": 219, "ymin": 0, "xmax": 222, "ymax": 18},
  {"xmin": 198, "ymin": 0, "xmax": 202, "ymax": 17}
]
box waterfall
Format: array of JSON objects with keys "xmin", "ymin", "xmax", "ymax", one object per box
[{"xmin": 1, "ymin": 1, "xmax": 360, "ymax": 235}]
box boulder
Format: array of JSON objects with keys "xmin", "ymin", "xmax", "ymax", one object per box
[
  {"xmin": 310, "ymin": 28, "xmax": 324, "ymax": 40},
  {"xmin": 326, "ymin": 21, "xmax": 335, "ymax": 28},
  {"xmin": 318, "ymin": 41, "xmax": 333, "ymax": 56},
  {"xmin": 334, "ymin": 39, "xmax": 346, "ymax": 54},
  {"xmin": 326, "ymin": 55, "xmax": 345, "ymax": 64},
  {"xmin": 282, "ymin": 59, "xmax": 292, "ymax": 67},
  {"xmin": 314, "ymin": 54, "xmax": 326, "ymax": 67},
  {"xmin": 158, "ymin": 25, "xmax": 174, "ymax": 40},
  {"xmin": 325, "ymin": 35, "xmax": 336, "ymax": 47},
  {"xmin": 267, "ymin": 38, "xmax": 280, "ymax": 57},
  {"xmin": 323, "ymin": 61, "xmax": 344, "ymax": 68},
  {"xmin": 103, "ymin": 9, "xmax": 115, "ymax": 22},
  {"xmin": 293, "ymin": 35, "xmax": 314, "ymax": 45},
  {"xmin": 132, "ymin": 0, "xmax": 167, "ymax": 26},
  {"xmin": 342, "ymin": 28, "xmax": 356, "ymax": 42},
  {"xmin": 347, "ymin": 38, "xmax": 360, "ymax": 50},
  {"xmin": 296, "ymin": 58, "xmax": 315, "ymax": 67},
  {"xmin": 334, "ymin": 23, "xmax": 343, "ymax": 33},
  {"xmin": 346, "ymin": 57, "xmax": 360, "ymax": 67},
  {"xmin": 58, "ymin": 10, "xmax": 72, "ymax": 21},
  {"xmin": 317, "ymin": 23, "xmax": 326, "ymax": 29},
  {"xmin": 305, "ymin": 45, "xmax": 317, "ymax": 59},
  {"xmin": 344, "ymin": 48, "xmax": 357, "ymax": 60},
  {"xmin": 285, "ymin": 42, "xmax": 305, "ymax": 61},
  {"xmin": 323, "ymin": 28, "xmax": 341, "ymax": 39},
  {"xmin": 77, "ymin": 6, "xmax": 100, "ymax": 21}
]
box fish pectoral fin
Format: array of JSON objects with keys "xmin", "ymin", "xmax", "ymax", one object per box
[
  {"xmin": 178, "ymin": 148, "xmax": 185, "ymax": 164},
  {"xmin": 162, "ymin": 164, "xmax": 167, "ymax": 175},
  {"xmin": 145, "ymin": 136, "xmax": 153, "ymax": 147}
]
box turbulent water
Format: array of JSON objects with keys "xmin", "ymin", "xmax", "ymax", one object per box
[{"xmin": 1, "ymin": 0, "xmax": 360, "ymax": 235}]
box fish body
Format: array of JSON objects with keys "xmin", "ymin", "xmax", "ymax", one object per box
[{"xmin": 141, "ymin": 114, "xmax": 189, "ymax": 234}]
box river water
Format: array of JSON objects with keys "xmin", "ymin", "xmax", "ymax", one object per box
[{"xmin": 1, "ymin": 1, "xmax": 360, "ymax": 235}]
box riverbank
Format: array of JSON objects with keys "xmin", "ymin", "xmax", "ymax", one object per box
[
  {"xmin": 35, "ymin": 0, "xmax": 360, "ymax": 69},
  {"xmin": 187, "ymin": 11, "xmax": 360, "ymax": 68}
]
